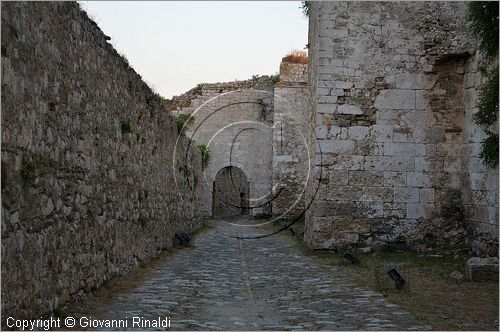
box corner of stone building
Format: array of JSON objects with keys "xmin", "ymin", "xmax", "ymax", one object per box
[
  {"xmin": 303, "ymin": 1, "xmax": 499, "ymax": 255},
  {"xmin": 271, "ymin": 53, "xmax": 310, "ymax": 220}
]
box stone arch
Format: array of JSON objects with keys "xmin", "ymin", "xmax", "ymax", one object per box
[
  {"xmin": 212, "ymin": 166, "xmax": 250, "ymax": 218},
  {"xmin": 174, "ymin": 88, "xmax": 275, "ymax": 218}
]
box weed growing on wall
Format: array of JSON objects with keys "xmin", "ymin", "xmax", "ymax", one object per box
[
  {"xmin": 120, "ymin": 119, "xmax": 132, "ymax": 135},
  {"xmin": 53, "ymin": 307, "xmax": 73, "ymax": 319},
  {"xmin": 197, "ymin": 144, "xmax": 210, "ymax": 167},
  {"xmin": 175, "ymin": 113, "xmax": 194, "ymax": 134},
  {"xmin": 282, "ymin": 49, "xmax": 308, "ymax": 64},
  {"xmin": 479, "ymin": 133, "xmax": 499, "ymax": 168},
  {"xmin": 146, "ymin": 92, "xmax": 163, "ymax": 117},
  {"xmin": 21, "ymin": 154, "xmax": 47, "ymax": 186},
  {"xmin": 137, "ymin": 214, "xmax": 150, "ymax": 226}
]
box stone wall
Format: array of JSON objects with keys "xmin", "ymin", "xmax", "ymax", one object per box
[
  {"xmin": 1, "ymin": 1, "xmax": 203, "ymax": 319},
  {"xmin": 170, "ymin": 77, "xmax": 276, "ymax": 218},
  {"xmin": 305, "ymin": 1, "xmax": 498, "ymax": 255},
  {"xmin": 462, "ymin": 53, "xmax": 499, "ymax": 255},
  {"xmin": 272, "ymin": 61, "xmax": 310, "ymax": 219}
]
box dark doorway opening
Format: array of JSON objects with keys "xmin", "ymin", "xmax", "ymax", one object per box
[{"xmin": 212, "ymin": 166, "xmax": 250, "ymax": 218}]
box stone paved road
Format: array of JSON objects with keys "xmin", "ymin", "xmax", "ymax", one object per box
[{"xmin": 74, "ymin": 217, "xmax": 431, "ymax": 330}]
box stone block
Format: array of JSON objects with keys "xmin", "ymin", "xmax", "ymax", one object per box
[
  {"xmin": 415, "ymin": 157, "xmax": 444, "ymax": 173},
  {"xmin": 363, "ymin": 156, "xmax": 392, "ymax": 171},
  {"xmin": 364, "ymin": 156, "xmax": 414, "ymax": 172},
  {"xmin": 319, "ymin": 139, "xmax": 356, "ymax": 154},
  {"xmin": 406, "ymin": 202, "xmax": 435, "ymax": 219},
  {"xmin": 468, "ymin": 172, "xmax": 489, "ymax": 191},
  {"xmin": 318, "ymin": 95, "xmax": 338, "ymax": 104},
  {"xmin": 443, "ymin": 158, "xmax": 462, "ymax": 172},
  {"xmin": 407, "ymin": 172, "xmax": 430, "ymax": 187},
  {"xmin": 348, "ymin": 170, "xmax": 384, "ymax": 186},
  {"xmin": 317, "ymin": 103, "xmax": 336, "ymax": 114},
  {"xmin": 316, "ymin": 113, "xmax": 325, "ymax": 125},
  {"xmin": 384, "ymin": 142, "xmax": 426, "ymax": 157},
  {"xmin": 312, "ymin": 217, "xmax": 370, "ymax": 249},
  {"xmin": 374, "ymin": 90, "xmax": 416, "ymax": 110},
  {"xmin": 337, "ymin": 104, "xmax": 363, "ymax": 115},
  {"xmin": 330, "ymin": 155, "xmax": 365, "ymax": 170},
  {"xmin": 394, "ymin": 73, "xmax": 426, "ymax": 89},
  {"xmin": 334, "ymin": 80, "xmax": 354, "ymax": 89},
  {"xmin": 466, "ymin": 257, "xmax": 499, "ymax": 281},
  {"xmin": 328, "ymin": 169, "xmax": 349, "ymax": 186},
  {"xmin": 328, "ymin": 185, "xmax": 364, "ymax": 201},
  {"xmin": 409, "ymin": 127, "xmax": 427, "ymax": 143},
  {"xmin": 419, "ymin": 188, "xmax": 435, "ymax": 202},
  {"xmin": 383, "ymin": 171, "xmax": 406, "ymax": 186},
  {"xmin": 362, "ymin": 186, "xmax": 393, "ymax": 202},
  {"xmin": 464, "ymin": 87, "xmax": 477, "ymax": 109},
  {"xmin": 394, "ymin": 187, "xmax": 420, "ymax": 203},
  {"xmin": 415, "ymin": 90, "xmax": 428, "ymax": 110},
  {"xmin": 376, "ymin": 110, "xmax": 401, "ymax": 125},
  {"xmin": 315, "ymin": 126, "xmax": 329, "ymax": 139},
  {"xmin": 348, "ymin": 126, "xmax": 370, "ymax": 140},
  {"xmin": 314, "ymin": 200, "xmax": 383, "ymax": 218},
  {"xmin": 371, "ymin": 125, "xmax": 394, "ymax": 142},
  {"xmin": 314, "ymin": 200, "xmax": 357, "ymax": 217},
  {"xmin": 317, "ymin": 87, "xmax": 332, "ymax": 96}
]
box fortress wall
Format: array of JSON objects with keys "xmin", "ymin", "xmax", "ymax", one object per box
[
  {"xmin": 170, "ymin": 78, "xmax": 276, "ymax": 218},
  {"xmin": 1, "ymin": 1, "xmax": 203, "ymax": 318},
  {"xmin": 305, "ymin": 1, "xmax": 498, "ymax": 254},
  {"xmin": 272, "ymin": 62, "xmax": 310, "ymax": 219}
]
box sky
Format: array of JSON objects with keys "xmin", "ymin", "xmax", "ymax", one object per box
[{"xmin": 79, "ymin": 1, "xmax": 308, "ymax": 99}]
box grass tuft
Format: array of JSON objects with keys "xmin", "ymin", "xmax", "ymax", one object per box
[{"xmin": 282, "ymin": 49, "xmax": 308, "ymax": 64}]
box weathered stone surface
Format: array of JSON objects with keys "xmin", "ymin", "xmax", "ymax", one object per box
[
  {"xmin": 1, "ymin": 2, "xmax": 203, "ymax": 319},
  {"xmin": 466, "ymin": 257, "xmax": 499, "ymax": 281},
  {"xmin": 167, "ymin": 62, "xmax": 311, "ymax": 221},
  {"xmin": 374, "ymin": 90, "xmax": 416, "ymax": 110},
  {"xmin": 305, "ymin": 1, "xmax": 498, "ymax": 254},
  {"xmin": 338, "ymin": 104, "xmax": 363, "ymax": 115},
  {"xmin": 272, "ymin": 62, "xmax": 310, "ymax": 219},
  {"xmin": 167, "ymin": 77, "xmax": 276, "ymax": 218}
]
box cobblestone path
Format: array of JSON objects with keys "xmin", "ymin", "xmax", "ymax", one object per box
[{"xmin": 75, "ymin": 218, "xmax": 431, "ymax": 330}]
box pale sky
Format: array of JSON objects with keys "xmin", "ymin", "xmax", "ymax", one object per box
[{"xmin": 79, "ymin": 1, "xmax": 308, "ymax": 99}]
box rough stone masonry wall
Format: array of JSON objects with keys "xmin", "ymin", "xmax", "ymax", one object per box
[
  {"xmin": 170, "ymin": 77, "xmax": 275, "ymax": 218},
  {"xmin": 1, "ymin": 1, "xmax": 203, "ymax": 319},
  {"xmin": 272, "ymin": 61, "xmax": 310, "ymax": 219},
  {"xmin": 167, "ymin": 76, "xmax": 276, "ymax": 116},
  {"xmin": 462, "ymin": 53, "xmax": 499, "ymax": 255},
  {"xmin": 305, "ymin": 1, "xmax": 498, "ymax": 255}
]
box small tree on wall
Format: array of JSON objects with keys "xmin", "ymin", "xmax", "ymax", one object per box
[
  {"xmin": 468, "ymin": 1, "xmax": 499, "ymax": 167},
  {"xmin": 300, "ymin": 1, "xmax": 310, "ymax": 17},
  {"xmin": 175, "ymin": 113, "xmax": 194, "ymax": 135},
  {"xmin": 197, "ymin": 144, "xmax": 210, "ymax": 167}
]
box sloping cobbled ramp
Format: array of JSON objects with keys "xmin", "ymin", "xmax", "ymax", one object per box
[{"xmin": 74, "ymin": 217, "xmax": 431, "ymax": 330}]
